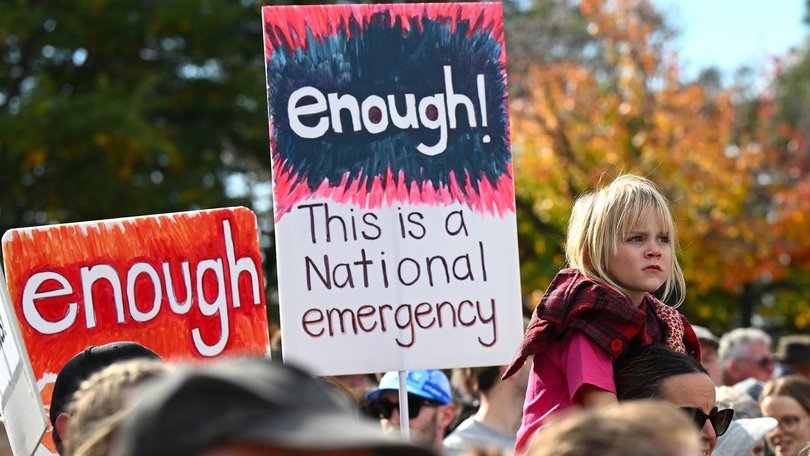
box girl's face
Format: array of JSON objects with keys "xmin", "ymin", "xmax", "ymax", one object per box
[
  {"xmin": 607, "ymin": 212, "xmax": 672, "ymax": 306},
  {"xmin": 762, "ymin": 394, "xmax": 810, "ymax": 456}
]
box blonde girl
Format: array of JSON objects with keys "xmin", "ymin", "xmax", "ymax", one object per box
[{"xmin": 502, "ymin": 174, "xmax": 701, "ymax": 454}]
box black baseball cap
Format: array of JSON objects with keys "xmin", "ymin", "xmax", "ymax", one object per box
[
  {"xmin": 115, "ymin": 357, "xmax": 437, "ymax": 456},
  {"xmin": 50, "ymin": 341, "xmax": 160, "ymax": 427}
]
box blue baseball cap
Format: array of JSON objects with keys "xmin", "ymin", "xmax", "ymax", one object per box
[{"xmin": 365, "ymin": 370, "xmax": 452, "ymax": 405}]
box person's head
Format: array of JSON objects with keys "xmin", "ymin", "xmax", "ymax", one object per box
[
  {"xmin": 64, "ymin": 359, "xmax": 167, "ymax": 456},
  {"xmin": 49, "ymin": 341, "xmax": 160, "ymax": 453},
  {"xmin": 693, "ymin": 325, "xmax": 723, "ymax": 385},
  {"xmin": 527, "ymin": 400, "xmax": 702, "ymax": 456},
  {"xmin": 712, "ymin": 417, "xmax": 778, "ymax": 456},
  {"xmin": 615, "ymin": 345, "xmax": 733, "ymax": 456},
  {"xmin": 759, "ymin": 375, "xmax": 810, "ymax": 456},
  {"xmin": 775, "ymin": 335, "xmax": 810, "ymax": 380},
  {"xmin": 115, "ymin": 357, "xmax": 434, "ymax": 456},
  {"xmin": 716, "ymin": 385, "xmax": 764, "ymax": 419},
  {"xmin": 719, "ymin": 328, "xmax": 774, "ymax": 385},
  {"xmin": 365, "ymin": 370, "xmax": 455, "ymax": 453},
  {"xmin": 715, "ymin": 382, "xmax": 775, "ymax": 456},
  {"xmin": 460, "ymin": 364, "xmax": 529, "ymax": 401},
  {"xmin": 565, "ymin": 174, "xmax": 685, "ymax": 307}
]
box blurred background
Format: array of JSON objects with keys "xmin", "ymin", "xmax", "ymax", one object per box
[{"xmin": 2, "ymin": 0, "xmax": 809, "ymax": 338}]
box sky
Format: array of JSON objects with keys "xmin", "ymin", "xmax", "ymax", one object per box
[{"xmin": 654, "ymin": 0, "xmax": 808, "ymax": 83}]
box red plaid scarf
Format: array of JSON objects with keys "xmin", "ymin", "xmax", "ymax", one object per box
[{"xmin": 503, "ymin": 268, "xmax": 700, "ymax": 379}]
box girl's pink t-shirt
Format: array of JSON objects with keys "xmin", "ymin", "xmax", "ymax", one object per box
[{"xmin": 514, "ymin": 331, "xmax": 616, "ymax": 454}]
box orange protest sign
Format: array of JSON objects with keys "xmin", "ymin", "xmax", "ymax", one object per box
[{"xmin": 2, "ymin": 207, "xmax": 269, "ymax": 452}]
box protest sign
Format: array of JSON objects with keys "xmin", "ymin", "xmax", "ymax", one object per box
[
  {"xmin": 2, "ymin": 206, "xmax": 269, "ymax": 452},
  {"xmin": 262, "ymin": 2, "xmax": 523, "ymax": 375},
  {"xmin": 0, "ymin": 268, "xmax": 48, "ymax": 456}
]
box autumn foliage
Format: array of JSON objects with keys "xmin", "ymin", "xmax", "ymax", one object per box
[{"xmin": 509, "ymin": 0, "xmax": 809, "ymax": 330}]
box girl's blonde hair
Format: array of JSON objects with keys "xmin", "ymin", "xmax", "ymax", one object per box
[{"xmin": 565, "ymin": 174, "xmax": 686, "ymax": 307}]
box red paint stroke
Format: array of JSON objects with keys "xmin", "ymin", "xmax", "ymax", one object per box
[{"xmin": 1, "ymin": 207, "xmax": 270, "ymax": 447}]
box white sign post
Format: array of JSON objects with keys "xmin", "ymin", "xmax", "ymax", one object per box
[
  {"xmin": 0, "ymin": 266, "xmax": 49, "ymax": 456},
  {"xmin": 398, "ymin": 371, "xmax": 410, "ymax": 439}
]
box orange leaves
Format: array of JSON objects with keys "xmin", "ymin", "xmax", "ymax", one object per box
[{"xmin": 511, "ymin": 0, "xmax": 807, "ymax": 322}]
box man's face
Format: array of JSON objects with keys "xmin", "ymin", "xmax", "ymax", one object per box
[
  {"xmin": 375, "ymin": 390, "xmax": 451, "ymax": 451},
  {"xmin": 731, "ymin": 341, "xmax": 775, "ymax": 383},
  {"xmin": 661, "ymin": 372, "xmax": 718, "ymax": 456}
]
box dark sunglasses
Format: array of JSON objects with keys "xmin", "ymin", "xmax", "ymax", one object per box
[
  {"xmin": 748, "ymin": 356, "xmax": 775, "ymax": 369},
  {"xmin": 366, "ymin": 395, "xmax": 440, "ymax": 420},
  {"xmin": 680, "ymin": 407, "xmax": 734, "ymax": 436}
]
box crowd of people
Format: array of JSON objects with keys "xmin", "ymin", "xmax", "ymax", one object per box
[
  {"xmin": 0, "ymin": 328, "xmax": 804, "ymax": 456},
  {"xmin": 1, "ymin": 174, "xmax": 810, "ymax": 456}
]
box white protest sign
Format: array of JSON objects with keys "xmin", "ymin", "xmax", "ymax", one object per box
[
  {"xmin": 0, "ymin": 266, "xmax": 49, "ymax": 456},
  {"xmin": 263, "ymin": 2, "xmax": 523, "ymax": 375}
]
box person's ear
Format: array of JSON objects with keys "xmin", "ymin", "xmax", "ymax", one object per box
[
  {"xmin": 55, "ymin": 412, "xmax": 70, "ymax": 443},
  {"xmin": 438, "ymin": 403, "xmax": 456, "ymax": 429},
  {"xmin": 727, "ymin": 359, "xmax": 738, "ymax": 373}
]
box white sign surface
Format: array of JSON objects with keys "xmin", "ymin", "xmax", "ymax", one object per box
[
  {"xmin": 263, "ymin": 2, "xmax": 524, "ymax": 375},
  {"xmin": 0, "ymin": 267, "xmax": 48, "ymax": 456},
  {"xmin": 277, "ymin": 200, "xmax": 523, "ymax": 375}
]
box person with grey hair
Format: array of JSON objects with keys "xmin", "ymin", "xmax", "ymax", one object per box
[
  {"xmin": 714, "ymin": 386, "xmax": 778, "ymax": 456},
  {"xmin": 716, "ymin": 386, "xmax": 766, "ymax": 420},
  {"xmin": 719, "ymin": 328, "xmax": 775, "ymax": 400}
]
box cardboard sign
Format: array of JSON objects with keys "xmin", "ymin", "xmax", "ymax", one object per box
[
  {"xmin": 2, "ymin": 207, "xmax": 269, "ymax": 452},
  {"xmin": 262, "ymin": 3, "xmax": 523, "ymax": 375},
  {"xmin": 0, "ymin": 268, "xmax": 49, "ymax": 456}
]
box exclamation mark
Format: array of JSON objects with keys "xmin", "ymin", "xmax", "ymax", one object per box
[{"xmin": 477, "ymin": 74, "xmax": 490, "ymax": 144}]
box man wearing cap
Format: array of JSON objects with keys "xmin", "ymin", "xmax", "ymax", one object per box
[
  {"xmin": 365, "ymin": 370, "xmax": 456, "ymax": 455},
  {"xmin": 774, "ymin": 334, "xmax": 810, "ymax": 379},
  {"xmin": 693, "ymin": 325, "xmax": 723, "ymax": 385},
  {"xmin": 49, "ymin": 341, "xmax": 160, "ymax": 454}
]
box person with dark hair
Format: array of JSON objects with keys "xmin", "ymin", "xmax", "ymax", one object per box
[
  {"xmin": 443, "ymin": 362, "xmax": 530, "ymax": 455},
  {"xmin": 774, "ymin": 335, "xmax": 810, "ymax": 380},
  {"xmin": 115, "ymin": 357, "xmax": 432, "ymax": 456},
  {"xmin": 615, "ymin": 345, "xmax": 734, "ymax": 456},
  {"xmin": 50, "ymin": 341, "xmax": 160, "ymax": 454}
]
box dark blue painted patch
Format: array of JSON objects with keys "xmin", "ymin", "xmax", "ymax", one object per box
[{"xmin": 267, "ymin": 11, "xmax": 509, "ymax": 195}]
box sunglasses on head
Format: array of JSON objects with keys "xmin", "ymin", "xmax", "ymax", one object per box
[
  {"xmin": 680, "ymin": 407, "xmax": 734, "ymax": 436},
  {"xmin": 366, "ymin": 395, "xmax": 441, "ymax": 420}
]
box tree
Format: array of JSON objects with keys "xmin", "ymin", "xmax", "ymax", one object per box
[
  {"xmin": 0, "ymin": 0, "xmax": 281, "ymax": 310},
  {"xmin": 507, "ymin": 0, "xmax": 810, "ymax": 331}
]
